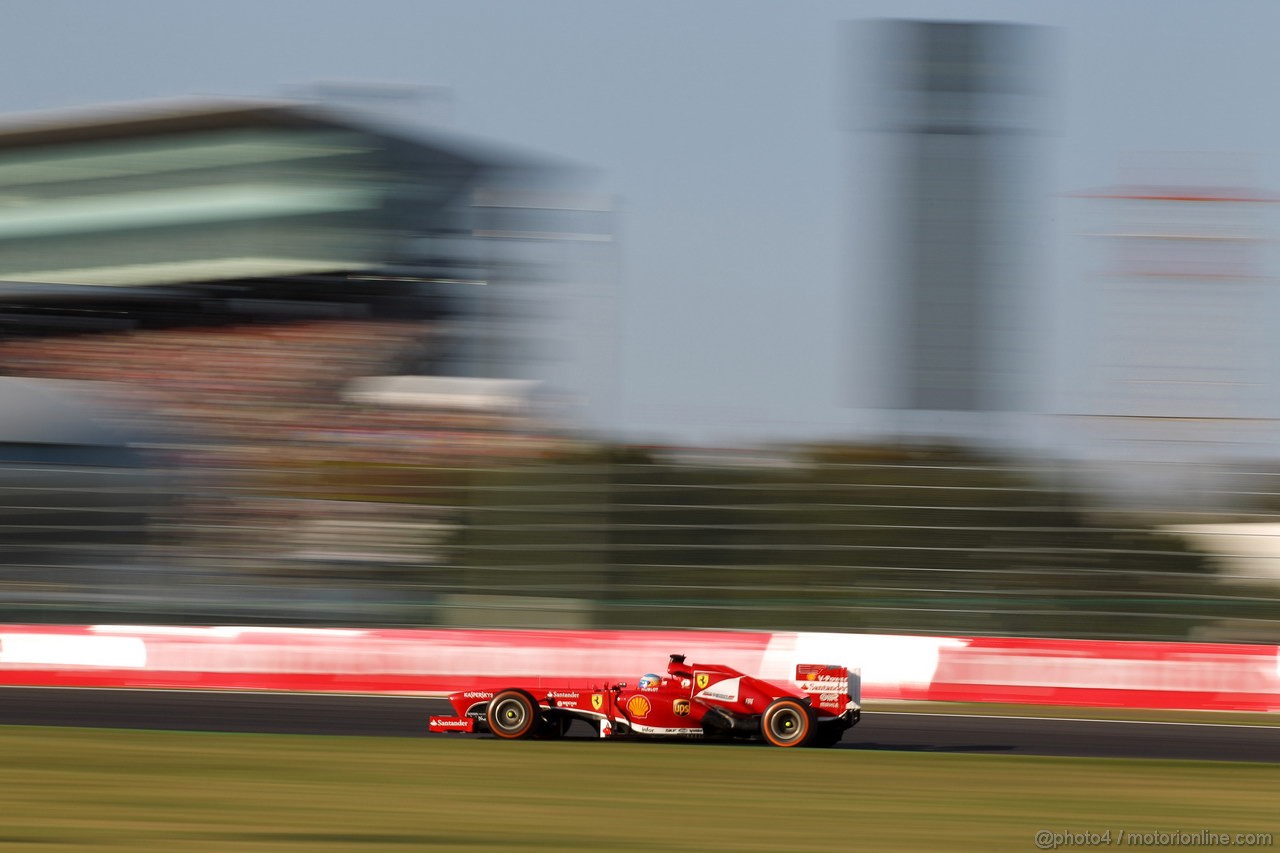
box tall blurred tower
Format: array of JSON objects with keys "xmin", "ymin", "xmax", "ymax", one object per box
[{"xmin": 859, "ymin": 21, "xmax": 1049, "ymax": 431}]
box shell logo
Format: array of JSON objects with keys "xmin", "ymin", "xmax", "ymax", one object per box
[{"xmin": 627, "ymin": 695, "xmax": 651, "ymax": 718}]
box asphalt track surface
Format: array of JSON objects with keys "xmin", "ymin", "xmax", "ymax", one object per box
[{"xmin": 2, "ymin": 687, "xmax": 1279, "ymax": 762}]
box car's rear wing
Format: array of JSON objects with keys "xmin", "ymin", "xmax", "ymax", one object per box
[{"xmin": 795, "ymin": 664, "xmax": 861, "ymax": 714}]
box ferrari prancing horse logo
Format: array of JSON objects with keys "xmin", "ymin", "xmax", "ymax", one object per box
[
  {"xmin": 591, "ymin": 694, "xmax": 603, "ymax": 711},
  {"xmin": 695, "ymin": 673, "xmax": 710, "ymax": 690},
  {"xmin": 673, "ymin": 699, "xmax": 691, "ymax": 717}
]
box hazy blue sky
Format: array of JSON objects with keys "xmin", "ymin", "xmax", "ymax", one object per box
[{"xmin": 3, "ymin": 1, "xmax": 1278, "ymax": 444}]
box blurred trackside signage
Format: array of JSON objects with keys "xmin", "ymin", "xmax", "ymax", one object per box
[
  {"xmin": 343, "ymin": 376, "xmax": 539, "ymax": 413},
  {"xmin": 0, "ymin": 633, "xmax": 145, "ymax": 668},
  {"xmin": 0, "ymin": 627, "xmax": 1278, "ymax": 712},
  {"xmin": 930, "ymin": 640, "xmax": 1280, "ymax": 694}
]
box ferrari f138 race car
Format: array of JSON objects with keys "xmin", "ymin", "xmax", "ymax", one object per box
[{"xmin": 428, "ymin": 654, "xmax": 861, "ymax": 748}]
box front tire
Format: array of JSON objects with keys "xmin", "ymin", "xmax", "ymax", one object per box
[
  {"xmin": 487, "ymin": 689, "xmax": 540, "ymax": 740},
  {"xmin": 760, "ymin": 698, "xmax": 816, "ymax": 748}
]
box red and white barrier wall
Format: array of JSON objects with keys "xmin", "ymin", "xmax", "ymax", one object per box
[{"xmin": 1, "ymin": 625, "xmax": 1277, "ymax": 711}]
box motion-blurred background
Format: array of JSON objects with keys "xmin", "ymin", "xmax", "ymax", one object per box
[{"xmin": 2, "ymin": 1, "xmax": 1278, "ymax": 642}]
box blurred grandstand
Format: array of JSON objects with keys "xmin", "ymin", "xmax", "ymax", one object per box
[
  {"xmin": 0, "ymin": 97, "xmax": 1278, "ymax": 642},
  {"xmin": 0, "ymin": 97, "xmax": 593, "ymax": 624}
]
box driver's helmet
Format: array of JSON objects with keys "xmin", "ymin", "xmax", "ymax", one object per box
[{"xmin": 638, "ymin": 673, "xmax": 662, "ymax": 690}]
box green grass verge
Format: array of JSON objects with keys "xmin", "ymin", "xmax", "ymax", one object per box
[{"xmin": 3, "ymin": 726, "xmax": 1279, "ymax": 852}]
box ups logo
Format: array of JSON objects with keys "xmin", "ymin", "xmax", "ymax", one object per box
[
  {"xmin": 673, "ymin": 699, "xmax": 691, "ymax": 717},
  {"xmin": 591, "ymin": 694, "xmax": 603, "ymax": 711},
  {"xmin": 695, "ymin": 673, "xmax": 710, "ymax": 690}
]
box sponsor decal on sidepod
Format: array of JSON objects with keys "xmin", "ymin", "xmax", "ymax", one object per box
[
  {"xmin": 696, "ymin": 676, "xmax": 741, "ymax": 703},
  {"xmin": 627, "ymin": 695, "xmax": 652, "ymax": 718}
]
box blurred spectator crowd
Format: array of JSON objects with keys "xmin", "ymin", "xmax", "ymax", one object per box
[
  {"xmin": 0, "ymin": 320, "xmax": 561, "ymax": 467},
  {"xmin": 0, "ymin": 319, "xmax": 568, "ymax": 623}
]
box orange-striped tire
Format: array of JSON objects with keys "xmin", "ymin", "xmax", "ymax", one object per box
[
  {"xmin": 487, "ymin": 689, "xmax": 540, "ymax": 740},
  {"xmin": 760, "ymin": 698, "xmax": 816, "ymax": 748}
]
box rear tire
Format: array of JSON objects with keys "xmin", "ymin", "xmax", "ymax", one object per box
[
  {"xmin": 760, "ymin": 698, "xmax": 816, "ymax": 748},
  {"xmin": 487, "ymin": 689, "xmax": 540, "ymax": 740}
]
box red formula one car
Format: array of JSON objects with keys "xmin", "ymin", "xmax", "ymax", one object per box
[{"xmin": 429, "ymin": 654, "xmax": 861, "ymax": 748}]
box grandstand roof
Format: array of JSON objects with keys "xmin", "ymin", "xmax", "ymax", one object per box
[
  {"xmin": 0, "ymin": 95, "xmax": 566, "ymax": 177},
  {"xmin": 0, "ymin": 96, "xmax": 579, "ymax": 289}
]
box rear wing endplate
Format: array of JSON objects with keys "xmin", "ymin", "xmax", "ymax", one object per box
[{"xmin": 795, "ymin": 663, "xmax": 861, "ymax": 711}]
